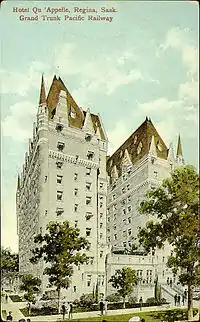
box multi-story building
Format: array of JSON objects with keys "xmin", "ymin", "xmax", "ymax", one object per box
[
  {"xmin": 106, "ymin": 117, "xmax": 184, "ymax": 249},
  {"xmin": 105, "ymin": 118, "xmax": 184, "ymax": 300},
  {"xmin": 16, "ymin": 75, "xmax": 108, "ymax": 299},
  {"xmin": 16, "ymin": 75, "xmax": 184, "ymax": 301}
]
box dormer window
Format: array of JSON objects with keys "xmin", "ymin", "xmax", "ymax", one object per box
[
  {"xmin": 56, "ymin": 123, "xmax": 64, "ymax": 132},
  {"xmin": 87, "ymin": 151, "xmax": 94, "ymax": 160},
  {"xmin": 134, "ymin": 135, "xmax": 138, "ymax": 144},
  {"xmin": 157, "ymin": 142, "xmax": 163, "ymax": 151},
  {"xmin": 137, "ymin": 142, "xmax": 143, "ymax": 154},
  {"xmin": 57, "ymin": 142, "xmax": 65, "ymax": 152},
  {"xmin": 70, "ymin": 107, "xmax": 76, "ymax": 119}
]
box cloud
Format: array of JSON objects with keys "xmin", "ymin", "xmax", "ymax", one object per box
[
  {"xmin": 1, "ymin": 185, "xmax": 18, "ymax": 253},
  {"xmin": 157, "ymin": 27, "xmax": 198, "ymax": 77},
  {"xmin": 51, "ymin": 43, "xmax": 144, "ymax": 103},
  {"xmin": 107, "ymin": 121, "xmax": 131, "ymax": 155},
  {"xmin": 1, "ymin": 101, "xmax": 36, "ymax": 141},
  {"xmin": 0, "ymin": 61, "xmax": 48, "ymax": 96}
]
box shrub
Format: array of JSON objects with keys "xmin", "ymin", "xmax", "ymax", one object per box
[
  {"xmin": 146, "ymin": 297, "xmax": 158, "ymax": 305},
  {"xmin": 128, "ymin": 296, "xmax": 137, "ymax": 304},
  {"xmin": 79, "ymin": 293, "xmax": 95, "ymax": 308},
  {"xmin": 160, "ymin": 297, "xmax": 167, "ymax": 304},
  {"xmin": 106, "ymin": 293, "xmax": 122, "ymax": 302}
]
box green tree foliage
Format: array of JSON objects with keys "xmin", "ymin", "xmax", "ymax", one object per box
[
  {"xmin": 30, "ymin": 221, "xmax": 89, "ymax": 312},
  {"xmin": 19, "ymin": 274, "xmax": 41, "ymax": 314},
  {"xmin": 109, "ymin": 267, "xmax": 138, "ymax": 308},
  {"xmin": 1, "ymin": 247, "xmax": 19, "ymax": 288},
  {"xmin": 138, "ymin": 165, "xmax": 200, "ymax": 320}
]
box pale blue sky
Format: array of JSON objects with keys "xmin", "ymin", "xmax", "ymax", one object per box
[{"xmin": 1, "ymin": 1, "xmax": 199, "ymax": 252}]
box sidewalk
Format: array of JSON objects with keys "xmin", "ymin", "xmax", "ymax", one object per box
[
  {"xmin": 2, "ymin": 297, "xmax": 199, "ymax": 322},
  {"xmin": 1, "ymin": 297, "xmax": 25, "ymax": 321},
  {"xmin": 24, "ymin": 305, "xmax": 187, "ymax": 321}
]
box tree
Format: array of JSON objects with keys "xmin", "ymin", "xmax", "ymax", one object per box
[
  {"xmin": 19, "ymin": 274, "xmax": 41, "ymax": 314},
  {"xmin": 137, "ymin": 165, "xmax": 200, "ymax": 320},
  {"xmin": 109, "ymin": 267, "xmax": 138, "ymax": 308},
  {"xmin": 30, "ymin": 220, "xmax": 89, "ymax": 312},
  {"xmin": 1, "ymin": 247, "xmax": 19, "ymax": 289}
]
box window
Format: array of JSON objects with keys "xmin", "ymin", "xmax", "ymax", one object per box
[
  {"xmin": 44, "ymin": 176, "xmax": 48, "ymax": 182},
  {"xmin": 123, "ymin": 218, "xmax": 126, "ymax": 224},
  {"xmin": 87, "ymin": 151, "xmax": 94, "ymax": 160},
  {"xmin": 86, "ymin": 167, "xmax": 91, "ymax": 176},
  {"xmin": 137, "ymin": 141, "xmax": 143, "ymax": 154},
  {"xmin": 56, "ymin": 207, "xmax": 64, "ymax": 216},
  {"xmin": 100, "ymin": 223, "xmax": 103, "ymax": 228},
  {"xmin": 57, "ymin": 191, "xmax": 63, "ymax": 201},
  {"xmin": 153, "ymin": 171, "xmax": 158, "ymax": 179},
  {"xmin": 73, "ymin": 286, "xmax": 77, "ymax": 293},
  {"xmin": 128, "ymin": 195, "xmax": 131, "ymax": 202},
  {"xmin": 113, "ymin": 214, "xmax": 116, "ymax": 221},
  {"xmin": 86, "ymin": 196, "xmax": 92, "ymax": 205},
  {"xmin": 100, "ymin": 251, "xmax": 103, "ymax": 258},
  {"xmin": 127, "ymin": 184, "xmax": 130, "ymax": 190},
  {"xmin": 99, "ymin": 202, "xmax": 103, "ymax": 208},
  {"xmin": 112, "ymin": 194, "xmax": 116, "ymax": 200},
  {"xmin": 100, "ymin": 182, "xmax": 103, "ymax": 188},
  {"xmin": 113, "ymin": 204, "xmax": 117, "ymax": 211},
  {"xmin": 90, "ymin": 257, "xmax": 94, "ymax": 265},
  {"xmin": 86, "ymin": 212, "xmax": 93, "ymax": 220},
  {"xmin": 128, "ymin": 228, "xmax": 132, "ymax": 236},
  {"xmin": 100, "ymin": 233, "xmax": 103, "ymax": 239},
  {"xmin": 128, "ymin": 205, "xmax": 132, "ymax": 213},
  {"xmin": 86, "ymin": 243, "xmax": 91, "ymax": 251},
  {"xmin": 123, "ymin": 230, "xmax": 126, "ymax": 237},
  {"xmin": 56, "ymin": 161, "xmax": 63, "ymax": 169},
  {"xmin": 86, "ymin": 182, "xmax": 92, "ymax": 191},
  {"xmin": 74, "ymin": 204, "xmax": 78, "ymax": 212},
  {"xmin": 100, "ymin": 213, "xmax": 103, "ymax": 219},
  {"xmin": 57, "ymin": 141, "xmax": 65, "ymax": 151},
  {"xmin": 107, "ymin": 217, "xmax": 110, "ymax": 222},
  {"xmin": 114, "ymin": 234, "xmax": 117, "ymax": 240},
  {"xmin": 108, "ymin": 237, "xmax": 111, "ymax": 242},
  {"xmin": 122, "ymin": 187, "xmax": 125, "ymax": 193},
  {"xmin": 74, "ymin": 188, "xmax": 78, "ymax": 196},
  {"xmin": 57, "ymin": 175, "xmax": 63, "ymax": 184},
  {"xmin": 107, "ymin": 228, "xmax": 110, "ymax": 233},
  {"xmin": 86, "ymin": 228, "xmax": 91, "ymax": 237},
  {"xmin": 74, "ymin": 220, "xmax": 78, "ymax": 228},
  {"xmin": 123, "ymin": 209, "xmax": 126, "ymax": 215},
  {"xmin": 70, "ymin": 107, "xmax": 76, "ymax": 119},
  {"xmin": 74, "ymin": 173, "xmax": 78, "ymax": 181},
  {"xmin": 85, "ymin": 133, "xmax": 92, "ymax": 142},
  {"xmin": 45, "ymin": 210, "xmax": 48, "ymax": 216},
  {"xmin": 123, "ymin": 242, "xmax": 126, "ymax": 248},
  {"xmin": 128, "ymin": 217, "xmax": 131, "ymax": 224},
  {"xmin": 56, "ymin": 123, "xmax": 63, "ymax": 133},
  {"xmin": 122, "ymin": 199, "xmax": 126, "ymax": 205},
  {"xmin": 87, "ymin": 275, "xmax": 92, "ymax": 287}
]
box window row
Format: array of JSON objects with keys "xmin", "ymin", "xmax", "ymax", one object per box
[{"xmin": 57, "ymin": 142, "xmax": 95, "ymax": 160}]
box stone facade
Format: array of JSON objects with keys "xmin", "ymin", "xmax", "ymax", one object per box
[
  {"xmin": 17, "ymin": 76, "xmax": 108, "ymax": 300},
  {"xmin": 17, "ymin": 76, "xmax": 184, "ymax": 301}
]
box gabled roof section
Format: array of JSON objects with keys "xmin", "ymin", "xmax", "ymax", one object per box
[
  {"xmin": 45, "ymin": 75, "xmax": 105, "ymax": 140},
  {"xmin": 107, "ymin": 118, "xmax": 168, "ymax": 178}
]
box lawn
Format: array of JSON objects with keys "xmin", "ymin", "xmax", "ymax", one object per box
[{"xmin": 61, "ymin": 309, "xmax": 198, "ymax": 322}]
